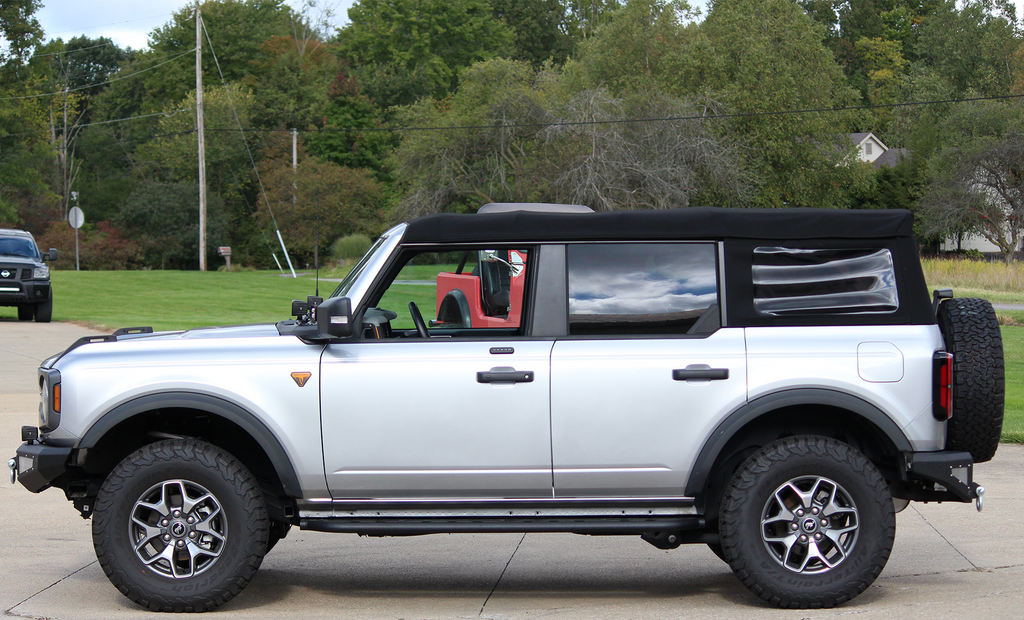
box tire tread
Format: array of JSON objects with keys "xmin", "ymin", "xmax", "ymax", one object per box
[{"xmin": 92, "ymin": 439, "xmax": 268, "ymax": 612}]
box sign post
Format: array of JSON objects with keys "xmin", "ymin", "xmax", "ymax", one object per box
[{"xmin": 68, "ymin": 206, "xmax": 85, "ymax": 271}]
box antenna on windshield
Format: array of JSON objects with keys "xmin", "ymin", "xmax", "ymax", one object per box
[{"xmin": 315, "ymin": 184, "xmax": 320, "ymax": 298}]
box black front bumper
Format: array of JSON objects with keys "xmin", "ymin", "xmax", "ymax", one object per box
[
  {"xmin": 13, "ymin": 441, "xmax": 71, "ymax": 493},
  {"xmin": 0, "ymin": 280, "xmax": 50, "ymax": 306},
  {"xmin": 903, "ymin": 450, "xmax": 981, "ymax": 503}
]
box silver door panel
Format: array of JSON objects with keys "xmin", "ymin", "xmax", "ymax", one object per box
[
  {"xmin": 320, "ymin": 340, "xmax": 554, "ymax": 498},
  {"xmin": 550, "ymin": 329, "xmax": 747, "ymax": 497}
]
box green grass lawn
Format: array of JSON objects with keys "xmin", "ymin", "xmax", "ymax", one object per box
[
  {"xmin": 1001, "ymin": 326, "xmax": 1024, "ymax": 443},
  {"xmin": 2, "ymin": 266, "xmax": 1021, "ymax": 444},
  {"xmin": 0, "ymin": 270, "xmax": 335, "ymax": 331}
]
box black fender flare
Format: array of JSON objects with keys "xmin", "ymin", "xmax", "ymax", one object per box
[
  {"xmin": 77, "ymin": 391, "xmax": 303, "ymax": 498},
  {"xmin": 684, "ymin": 388, "xmax": 913, "ymax": 497},
  {"xmin": 437, "ymin": 288, "xmax": 473, "ymax": 328}
]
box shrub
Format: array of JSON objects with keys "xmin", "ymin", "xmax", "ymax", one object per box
[
  {"xmin": 331, "ymin": 234, "xmax": 372, "ymax": 262},
  {"xmin": 36, "ymin": 220, "xmax": 144, "ymax": 270}
]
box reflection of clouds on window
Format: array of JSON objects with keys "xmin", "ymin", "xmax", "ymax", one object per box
[{"xmin": 568, "ymin": 244, "xmax": 718, "ymax": 317}]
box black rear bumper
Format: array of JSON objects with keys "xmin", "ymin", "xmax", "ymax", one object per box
[{"xmin": 903, "ymin": 450, "xmax": 981, "ymax": 503}]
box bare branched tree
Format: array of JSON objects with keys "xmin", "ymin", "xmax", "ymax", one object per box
[
  {"xmin": 391, "ymin": 60, "xmax": 752, "ymax": 218},
  {"xmin": 921, "ymin": 133, "xmax": 1024, "ymax": 263},
  {"xmin": 291, "ymin": 0, "xmax": 337, "ymax": 57},
  {"xmin": 544, "ymin": 89, "xmax": 751, "ymax": 211}
]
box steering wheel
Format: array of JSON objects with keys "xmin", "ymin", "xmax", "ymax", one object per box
[{"xmin": 408, "ymin": 302, "xmax": 430, "ymax": 338}]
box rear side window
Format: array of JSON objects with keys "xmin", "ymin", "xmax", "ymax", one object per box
[
  {"xmin": 567, "ymin": 243, "xmax": 719, "ymax": 335},
  {"xmin": 752, "ymin": 247, "xmax": 898, "ymax": 316}
]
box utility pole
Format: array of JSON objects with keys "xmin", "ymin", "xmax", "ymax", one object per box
[
  {"xmin": 196, "ymin": 3, "xmax": 208, "ymax": 271},
  {"xmin": 291, "ymin": 128, "xmax": 297, "ymax": 205}
]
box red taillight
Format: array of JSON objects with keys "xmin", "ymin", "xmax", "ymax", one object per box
[{"xmin": 933, "ymin": 351, "xmax": 954, "ymax": 420}]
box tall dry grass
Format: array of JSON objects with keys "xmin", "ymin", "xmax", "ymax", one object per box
[{"xmin": 921, "ymin": 258, "xmax": 1024, "ymax": 297}]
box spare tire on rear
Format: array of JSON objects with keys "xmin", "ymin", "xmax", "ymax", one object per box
[{"xmin": 936, "ymin": 297, "xmax": 1004, "ymax": 463}]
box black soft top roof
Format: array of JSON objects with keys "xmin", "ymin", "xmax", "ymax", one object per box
[{"xmin": 401, "ymin": 207, "xmax": 915, "ymax": 244}]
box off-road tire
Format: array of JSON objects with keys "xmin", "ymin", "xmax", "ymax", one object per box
[
  {"xmin": 719, "ymin": 436, "xmax": 895, "ymax": 609},
  {"xmin": 937, "ymin": 297, "xmax": 1004, "ymax": 463},
  {"xmin": 92, "ymin": 439, "xmax": 268, "ymax": 612}
]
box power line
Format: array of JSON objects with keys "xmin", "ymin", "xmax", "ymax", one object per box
[
  {"xmin": 188, "ymin": 93, "xmax": 1024, "ymax": 136},
  {"xmin": 30, "ymin": 40, "xmax": 117, "ymax": 59},
  {"xmin": 2, "ymin": 109, "xmax": 190, "ymax": 139},
  {"xmin": 39, "ymin": 12, "xmax": 175, "ymax": 40},
  {"xmin": 0, "ymin": 48, "xmax": 194, "ymax": 101}
]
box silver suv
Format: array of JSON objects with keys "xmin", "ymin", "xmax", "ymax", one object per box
[{"xmin": 11, "ymin": 205, "xmax": 1004, "ymax": 611}]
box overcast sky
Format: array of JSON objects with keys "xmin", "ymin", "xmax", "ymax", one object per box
[{"xmin": 35, "ymin": 0, "xmax": 357, "ymax": 49}]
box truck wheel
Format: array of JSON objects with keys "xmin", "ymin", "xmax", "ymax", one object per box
[
  {"xmin": 92, "ymin": 439, "xmax": 268, "ymax": 612},
  {"xmin": 719, "ymin": 436, "xmax": 895, "ymax": 608},
  {"xmin": 17, "ymin": 305, "xmax": 34, "ymax": 321},
  {"xmin": 937, "ymin": 297, "xmax": 1004, "ymax": 463},
  {"xmin": 34, "ymin": 297, "xmax": 52, "ymax": 322}
]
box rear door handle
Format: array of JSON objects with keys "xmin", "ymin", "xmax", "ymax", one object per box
[
  {"xmin": 673, "ymin": 368, "xmax": 729, "ymax": 381},
  {"xmin": 477, "ymin": 369, "xmax": 534, "ymax": 383}
]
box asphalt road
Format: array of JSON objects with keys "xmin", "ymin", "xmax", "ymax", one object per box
[{"xmin": 2, "ymin": 319, "xmax": 1023, "ymax": 619}]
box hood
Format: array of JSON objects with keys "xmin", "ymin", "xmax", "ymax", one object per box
[{"xmin": 43, "ymin": 323, "xmax": 287, "ymax": 369}]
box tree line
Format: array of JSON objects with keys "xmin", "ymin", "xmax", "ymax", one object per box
[{"xmin": 2, "ymin": 0, "xmax": 1023, "ymax": 268}]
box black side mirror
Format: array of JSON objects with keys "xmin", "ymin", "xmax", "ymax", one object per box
[
  {"xmin": 43, "ymin": 249, "xmax": 57, "ymax": 262},
  {"xmin": 316, "ymin": 296, "xmax": 354, "ymax": 339}
]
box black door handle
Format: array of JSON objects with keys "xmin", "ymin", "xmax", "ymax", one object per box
[
  {"xmin": 673, "ymin": 368, "xmax": 729, "ymax": 381},
  {"xmin": 477, "ymin": 370, "xmax": 534, "ymax": 383}
]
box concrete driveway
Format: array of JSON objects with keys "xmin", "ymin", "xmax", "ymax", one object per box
[{"xmin": 2, "ymin": 320, "xmax": 1022, "ymax": 619}]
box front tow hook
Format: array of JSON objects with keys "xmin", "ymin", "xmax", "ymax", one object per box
[
  {"xmin": 976, "ymin": 485, "xmax": 985, "ymax": 512},
  {"xmin": 8, "ymin": 458, "xmax": 16, "ymax": 485}
]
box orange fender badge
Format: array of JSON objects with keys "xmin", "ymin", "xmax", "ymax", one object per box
[{"xmin": 290, "ymin": 372, "xmax": 312, "ymax": 388}]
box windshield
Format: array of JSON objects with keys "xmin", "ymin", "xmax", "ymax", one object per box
[
  {"xmin": 331, "ymin": 233, "xmax": 391, "ymax": 298},
  {"xmin": 0, "ymin": 236, "xmax": 39, "ymax": 259}
]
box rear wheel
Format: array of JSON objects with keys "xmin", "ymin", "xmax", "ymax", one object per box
[
  {"xmin": 719, "ymin": 436, "xmax": 895, "ymax": 608},
  {"xmin": 92, "ymin": 439, "xmax": 268, "ymax": 612}
]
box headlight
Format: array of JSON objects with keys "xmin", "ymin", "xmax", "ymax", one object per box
[
  {"xmin": 33, "ymin": 264, "xmax": 49, "ymax": 279},
  {"xmin": 38, "ymin": 369, "xmax": 61, "ymax": 432}
]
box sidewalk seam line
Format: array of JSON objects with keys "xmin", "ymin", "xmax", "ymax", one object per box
[
  {"xmin": 4, "ymin": 560, "xmax": 98, "ymax": 617},
  {"xmin": 479, "ymin": 533, "xmax": 526, "ymax": 617},
  {"xmin": 910, "ymin": 505, "xmax": 979, "ymax": 570}
]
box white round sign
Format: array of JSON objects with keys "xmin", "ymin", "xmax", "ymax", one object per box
[{"xmin": 68, "ymin": 206, "xmax": 85, "ymax": 229}]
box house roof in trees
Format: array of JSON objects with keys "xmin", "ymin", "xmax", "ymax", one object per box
[{"xmin": 874, "ymin": 148, "xmax": 910, "ymax": 169}]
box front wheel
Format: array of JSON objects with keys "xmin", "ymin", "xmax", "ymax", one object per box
[
  {"xmin": 719, "ymin": 436, "xmax": 895, "ymax": 608},
  {"xmin": 92, "ymin": 439, "xmax": 269, "ymax": 612},
  {"xmin": 34, "ymin": 297, "xmax": 52, "ymax": 322}
]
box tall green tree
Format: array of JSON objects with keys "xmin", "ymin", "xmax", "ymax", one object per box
[
  {"xmin": 246, "ymin": 35, "xmax": 341, "ymax": 130},
  {"xmin": 141, "ymin": 0, "xmax": 295, "ymax": 110},
  {"xmin": 0, "ymin": 0, "xmax": 45, "ymax": 223},
  {"xmin": 338, "ymin": 0, "xmax": 515, "ymax": 108},
  {"xmin": 254, "ymin": 144, "xmax": 384, "ymax": 266},
  {"xmin": 491, "ymin": 0, "xmax": 573, "ymax": 66},
  {"xmin": 305, "ymin": 71, "xmax": 394, "ymax": 176},
  {"xmin": 0, "ymin": 0, "xmax": 42, "ymax": 74},
  {"xmin": 134, "ymin": 85, "xmax": 257, "ymax": 200},
  {"xmin": 571, "ymin": 0, "xmax": 694, "ymax": 95},
  {"xmin": 912, "ymin": 0, "xmax": 1020, "ymax": 98},
  {"xmin": 683, "ymin": 0, "xmax": 870, "ymax": 208},
  {"xmin": 563, "ymin": 0, "xmax": 623, "ymax": 41}
]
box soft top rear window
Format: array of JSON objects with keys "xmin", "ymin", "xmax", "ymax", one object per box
[{"xmin": 752, "ymin": 247, "xmax": 898, "ymax": 316}]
